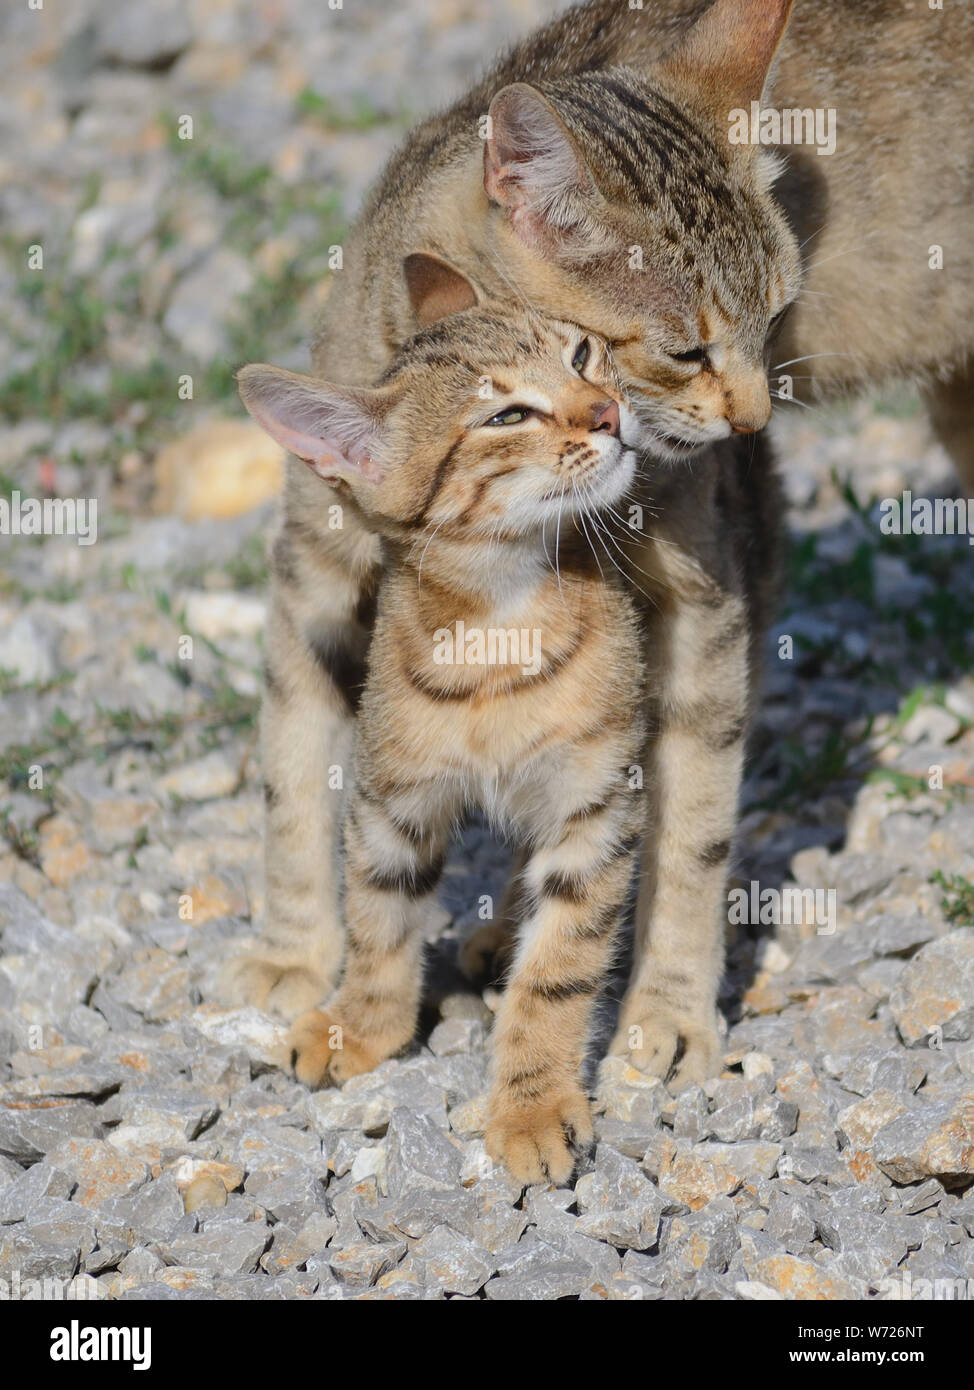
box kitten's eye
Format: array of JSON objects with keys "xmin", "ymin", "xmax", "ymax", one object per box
[
  {"xmin": 484, "ymin": 406, "xmax": 533, "ymax": 427},
  {"xmin": 572, "ymin": 338, "xmax": 591, "ymax": 374},
  {"xmin": 670, "ymin": 347, "xmax": 708, "ymax": 365}
]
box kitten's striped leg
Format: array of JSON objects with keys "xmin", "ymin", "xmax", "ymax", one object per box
[
  {"xmin": 612, "ymin": 589, "xmax": 751, "ymax": 1090},
  {"xmin": 289, "ymin": 785, "xmax": 452, "ymax": 1086},
  {"xmin": 486, "ymin": 795, "xmax": 641, "ymax": 1186},
  {"xmin": 225, "ymin": 498, "xmax": 379, "ymax": 1019}
]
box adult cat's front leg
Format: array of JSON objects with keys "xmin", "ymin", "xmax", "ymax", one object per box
[
  {"xmin": 613, "ymin": 500, "xmax": 756, "ymax": 1090},
  {"xmin": 924, "ymin": 363, "xmax": 974, "ymax": 496},
  {"xmin": 487, "ymin": 783, "xmax": 643, "ymax": 1185},
  {"xmin": 289, "ymin": 782, "xmax": 452, "ymax": 1087},
  {"xmin": 224, "ymin": 484, "xmax": 380, "ymax": 1020}
]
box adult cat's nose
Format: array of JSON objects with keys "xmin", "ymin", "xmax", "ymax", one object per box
[
  {"xmin": 725, "ymin": 372, "xmax": 771, "ymax": 434},
  {"xmin": 592, "ymin": 399, "xmax": 620, "ymax": 437}
]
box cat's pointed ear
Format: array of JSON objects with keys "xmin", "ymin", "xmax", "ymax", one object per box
[
  {"xmin": 403, "ymin": 253, "xmax": 480, "ymax": 327},
  {"xmin": 484, "ymin": 83, "xmax": 601, "ymax": 248},
  {"xmin": 657, "ymin": 0, "xmax": 795, "ymax": 128},
  {"xmin": 237, "ymin": 364, "xmax": 391, "ymax": 485}
]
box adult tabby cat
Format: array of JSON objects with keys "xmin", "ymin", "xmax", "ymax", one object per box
[
  {"xmin": 238, "ymin": 298, "xmax": 778, "ymax": 1182},
  {"xmin": 229, "ymin": 0, "xmax": 974, "ymax": 1090}
]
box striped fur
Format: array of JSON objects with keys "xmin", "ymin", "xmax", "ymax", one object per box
[
  {"xmin": 268, "ymin": 309, "xmax": 648, "ymax": 1185},
  {"xmin": 229, "ymin": 0, "xmax": 974, "ymax": 1101}
]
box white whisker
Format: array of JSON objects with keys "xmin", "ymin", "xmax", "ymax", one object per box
[{"xmin": 772, "ymin": 352, "xmax": 860, "ymax": 371}]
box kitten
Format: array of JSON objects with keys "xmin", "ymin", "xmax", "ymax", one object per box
[{"xmin": 239, "ymin": 307, "xmax": 650, "ymax": 1183}]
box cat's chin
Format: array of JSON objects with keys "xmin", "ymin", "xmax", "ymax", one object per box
[
  {"xmin": 530, "ymin": 449, "xmax": 636, "ymax": 529},
  {"xmin": 576, "ymin": 447, "xmax": 638, "ymax": 514},
  {"xmin": 642, "ymin": 432, "xmax": 710, "ymax": 464}
]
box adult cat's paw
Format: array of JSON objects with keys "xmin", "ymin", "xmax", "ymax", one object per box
[
  {"xmin": 485, "ymin": 1086, "xmax": 593, "ymax": 1186},
  {"xmin": 611, "ymin": 1009, "xmax": 721, "ymax": 1093},
  {"xmin": 287, "ymin": 1008, "xmax": 386, "ymax": 1087},
  {"xmin": 222, "ymin": 955, "xmax": 333, "ymax": 1021}
]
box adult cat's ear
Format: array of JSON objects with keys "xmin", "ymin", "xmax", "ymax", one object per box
[
  {"xmin": 484, "ymin": 83, "xmax": 602, "ymax": 250},
  {"xmin": 237, "ymin": 364, "xmax": 391, "ymax": 485},
  {"xmin": 657, "ymin": 0, "xmax": 795, "ymax": 131},
  {"xmin": 404, "ymin": 253, "xmax": 480, "ymax": 327}
]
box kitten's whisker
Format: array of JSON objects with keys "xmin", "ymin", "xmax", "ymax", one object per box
[
  {"xmin": 591, "ymin": 514, "xmax": 641, "ymax": 595},
  {"xmin": 554, "ymin": 487, "xmax": 565, "ymax": 596},
  {"xmin": 573, "ymin": 480, "xmax": 606, "ymax": 580},
  {"xmin": 587, "ymin": 507, "xmax": 656, "ymax": 605},
  {"xmin": 599, "ymin": 511, "xmax": 662, "ymax": 578},
  {"xmin": 602, "ymin": 505, "xmax": 680, "ymax": 551},
  {"xmin": 414, "ymin": 517, "xmax": 449, "ymax": 588},
  {"xmin": 540, "ymin": 514, "xmax": 557, "ymax": 585},
  {"xmin": 604, "ymin": 521, "xmax": 681, "ymax": 555}
]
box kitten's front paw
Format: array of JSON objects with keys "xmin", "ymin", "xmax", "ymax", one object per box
[
  {"xmin": 288, "ymin": 1008, "xmax": 386, "ymax": 1087},
  {"xmin": 485, "ymin": 1086, "xmax": 593, "ymax": 1186},
  {"xmin": 223, "ymin": 954, "xmax": 334, "ymax": 1021},
  {"xmin": 611, "ymin": 1007, "xmax": 721, "ymax": 1092}
]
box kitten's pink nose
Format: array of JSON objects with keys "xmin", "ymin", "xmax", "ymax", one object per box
[{"xmin": 592, "ymin": 399, "xmax": 620, "ymax": 437}]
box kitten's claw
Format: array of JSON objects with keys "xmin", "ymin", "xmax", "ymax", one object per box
[
  {"xmin": 485, "ymin": 1087, "xmax": 593, "ymax": 1186},
  {"xmin": 611, "ymin": 1010, "xmax": 721, "ymax": 1093}
]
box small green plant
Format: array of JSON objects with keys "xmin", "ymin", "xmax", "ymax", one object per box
[
  {"xmin": 931, "ymin": 870, "xmax": 974, "ymax": 926},
  {"xmin": 865, "ymin": 767, "xmax": 931, "ymax": 800},
  {"xmin": 295, "ymin": 88, "xmax": 388, "ymax": 131},
  {"xmin": 0, "ymin": 806, "xmax": 41, "ymax": 865}
]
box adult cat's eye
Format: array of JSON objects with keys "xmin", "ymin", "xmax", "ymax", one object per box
[
  {"xmin": 572, "ymin": 338, "xmax": 591, "ymax": 374},
  {"xmin": 670, "ymin": 347, "xmax": 708, "ymax": 365},
  {"xmin": 484, "ymin": 406, "xmax": 533, "ymax": 427}
]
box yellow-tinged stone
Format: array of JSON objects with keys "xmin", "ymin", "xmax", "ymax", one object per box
[
  {"xmin": 153, "ymin": 419, "xmax": 284, "ymax": 521},
  {"xmin": 39, "ymin": 839, "xmax": 91, "ymax": 888},
  {"xmin": 169, "ymin": 1157, "xmax": 244, "ymax": 1193},
  {"xmin": 50, "ymin": 1138, "xmax": 148, "ymax": 1208},
  {"xmin": 182, "ymin": 873, "xmax": 247, "ymax": 925},
  {"xmin": 450, "ymin": 1093, "xmax": 488, "ymax": 1142},
  {"xmin": 837, "ymin": 1090, "xmax": 908, "ymax": 1150},
  {"xmin": 37, "ymin": 815, "xmax": 92, "ymax": 886},
  {"xmin": 91, "ymin": 797, "xmax": 158, "ymax": 847},
  {"xmin": 742, "ymin": 972, "xmax": 789, "ymax": 1016},
  {"xmin": 182, "ymin": 1173, "xmax": 228, "ymax": 1213},
  {"xmin": 754, "ymin": 1254, "xmax": 862, "ymax": 1301},
  {"xmin": 9, "ymin": 1044, "xmax": 88, "ymax": 1077},
  {"xmin": 657, "ymin": 1139, "xmax": 739, "ymax": 1211}
]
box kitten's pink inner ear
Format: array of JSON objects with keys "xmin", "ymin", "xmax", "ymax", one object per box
[
  {"xmin": 244, "ymin": 397, "xmax": 349, "ymax": 479},
  {"xmin": 237, "ymin": 365, "xmax": 384, "ymax": 485},
  {"xmin": 404, "ymin": 253, "xmax": 479, "ymax": 327},
  {"xmin": 659, "ymin": 0, "xmax": 795, "ymax": 115}
]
